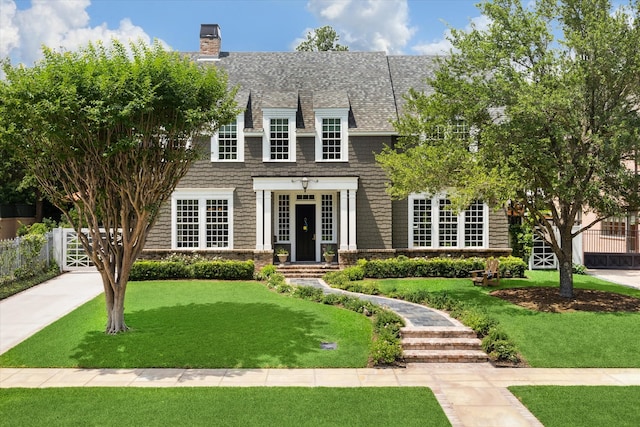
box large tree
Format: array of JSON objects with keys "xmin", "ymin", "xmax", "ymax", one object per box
[
  {"xmin": 0, "ymin": 41, "xmax": 238, "ymax": 333},
  {"xmin": 296, "ymin": 26, "xmax": 349, "ymax": 51},
  {"xmin": 377, "ymin": 0, "xmax": 640, "ymax": 298}
]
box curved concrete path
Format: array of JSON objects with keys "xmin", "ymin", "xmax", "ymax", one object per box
[{"xmin": 2, "ymin": 271, "xmax": 640, "ymax": 427}]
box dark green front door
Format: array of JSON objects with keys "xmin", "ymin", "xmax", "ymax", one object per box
[{"xmin": 296, "ymin": 204, "xmax": 315, "ymax": 261}]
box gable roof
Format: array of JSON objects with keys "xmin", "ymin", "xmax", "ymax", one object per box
[{"xmin": 190, "ymin": 50, "xmax": 441, "ymax": 134}]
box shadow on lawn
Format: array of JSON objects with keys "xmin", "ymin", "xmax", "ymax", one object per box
[{"xmin": 71, "ymin": 302, "xmax": 330, "ymax": 369}]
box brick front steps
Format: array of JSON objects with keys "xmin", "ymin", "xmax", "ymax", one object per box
[
  {"xmin": 401, "ymin": 326, "xmax": 488, "ymax": 363},
  {"xmin": 277, "ymin": 263, "xmax": 340, "ymax": 278}
]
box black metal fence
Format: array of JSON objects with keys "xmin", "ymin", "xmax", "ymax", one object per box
[
  {"xmin": 582, "ymin": 228, "xmax": 640, "ymax": 269},
  {"xmin": 582, "ymin": 229, "xmax": 639, "ymax": 253}
]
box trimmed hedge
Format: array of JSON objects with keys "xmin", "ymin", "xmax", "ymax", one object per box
[
  {"xmin": 361, "ymin": 256, "xmax": 526, "ymax": 279},
  {"xmin": 129, "ymin": 260, "xmax": 254, "ymax": 281}
]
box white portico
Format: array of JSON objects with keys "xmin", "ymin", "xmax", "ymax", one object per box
[{"xmin": 253, "ymin": 177, "xmax": 358, "ymax": 262}]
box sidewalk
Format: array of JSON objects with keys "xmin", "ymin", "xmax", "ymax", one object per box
[{"xmin": 2, "ymin": 271, "xmax": 640, "ymax": 427}]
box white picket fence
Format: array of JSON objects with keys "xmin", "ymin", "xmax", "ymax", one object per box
[{"xmin": 0, "ymin": 232, "xmax": 55, "ymax": 280}]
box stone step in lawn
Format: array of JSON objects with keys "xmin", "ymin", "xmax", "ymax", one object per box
[
  {"xmin": 402, "ymin": 337, "xmax": 483, "ymax": 351},
  {"xmin": 401, "ymin": 326, "xmax": 477, "ymax": 339},
  {"xmin": 403, "ymin": 349, "xmax": 489, "ymax": 363}
]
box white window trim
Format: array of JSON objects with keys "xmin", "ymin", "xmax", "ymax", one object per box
[
  {"xmin": 314, "ymin": 108, "xmax": 349, "ymax": 162},
  {"xmin": 408, "ymin": 193, "xmax": 489, "ymax": 249},
  {"xmin": 171, "ymin": 188, "xmax": 235, "ymax": 250},
  {"xmin": 211, "ymin": 114, "xmax": 245, "ymax": 162},
  {"xmin": 262, "ymin": 108, "xmax": 296, "ymax": 162}
]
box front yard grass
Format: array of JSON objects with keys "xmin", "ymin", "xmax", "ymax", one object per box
[
  {"xmin": 0, "ymin": 387, "xmax": 451, "ymax": 427},
  {"xmin": 375, "ymin": 271, "xmax": 640, "ymax": 367},
  {"xmin": 509, "ymin": 386, "xmax": 640, "ymax": 427},
  {"xmin": 0, "ymin": 281, "xmax": 372, "ymax": 368}
]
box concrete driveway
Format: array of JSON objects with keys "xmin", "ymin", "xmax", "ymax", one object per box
[{"xmin": 587, "ymin": 269, "xmax": 640, "ymax": 289}]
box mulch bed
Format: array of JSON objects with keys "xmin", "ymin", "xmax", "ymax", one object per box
[{"xmin": 490, "ymin": 287, "xmax": 640, "ymax": 313}]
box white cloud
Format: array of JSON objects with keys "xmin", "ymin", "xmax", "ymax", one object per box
[
  {"xmin": 306, "ymin": 0, "xmax": 416, "ymax": 54},
  {"xmin": 412, "ymin": 15, "xmax": 491, "ymax": 55},
  {"xmin": 0, "ymin": 0, "xmax": 20, "ymax": 56},
  {"xmin": 0, "ymin": 0, "xmax": 165, "ymax": 66}
]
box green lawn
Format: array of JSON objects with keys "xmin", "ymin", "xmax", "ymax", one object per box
[
  {"xmin": 510, "ymin": 386, "xmax": 640, "ymax": 427},
  {"xmin": 375, "ymin": 271, "xmax": 640, "ymax": 367},
  {"xmin": 0, "ymin": 281, "xmax": 372, "ymax": 368},
  {"xmin": 0, "ymin": 387, "xmax": 451, "ymax": 427}
]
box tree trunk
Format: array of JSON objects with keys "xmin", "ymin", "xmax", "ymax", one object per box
[
  {"xmin": 558, "ymin": 229, "xmax": 574, "ymax": 299},
  {"xmin": 101, "ymin": 271, "xmax": 129, "ymax": 334}
]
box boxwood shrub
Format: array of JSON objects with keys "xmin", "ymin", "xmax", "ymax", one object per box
[
  {"xmin": 191, "ymin": 260, "xmax": 254, "ymax": 280},
  {"xmin": 129, "ymin": 261, "xmax": 191, "ymax": 281},
  {"xmin": 129, "ymin": 259, "xmax": 254, "ymax": 281},
  {"xmin": 361, "ymin": 256, "xmax": 526, "ymax": 279}
]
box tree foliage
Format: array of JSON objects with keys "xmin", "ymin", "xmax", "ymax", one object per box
[
  {"xmin": 296, "ymin": 26, "xmax": 349, "ymax": 51},
  {"xmin": 0, "ymin": 40, "xmax": 239, "ymax": 332},
  {"xmin": 376, "ymin": 0, "xmax": 640, "ymax": 297}
]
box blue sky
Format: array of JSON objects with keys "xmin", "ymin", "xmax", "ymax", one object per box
[{"xmin": 2, "ymin": 0, "xmax": 485, "ymax": 65}]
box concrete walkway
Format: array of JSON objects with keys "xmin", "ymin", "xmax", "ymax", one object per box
[
  {"xmin": 2, "ymin": 271, "xmax": 640, "ymax": 427},
  {"xmin": 289, "ymin": 277, "xmax": 460, "ymax": 327}
]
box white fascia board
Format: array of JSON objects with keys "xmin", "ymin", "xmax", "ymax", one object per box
[
  {"xmin": 349, "ymin": 131, "xmax": 397, "ymax": 136},
  {"xmin": 172, "ymin": 188, "xmax": 236, "ymax": 198},
  {"xmin": 253, "ymin": 177, "xmax": 358, "ymax": 191}
]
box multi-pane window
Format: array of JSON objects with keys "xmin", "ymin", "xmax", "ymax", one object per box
[
  {"xmin": 262, "ymin": 109, "xmax": 296, "ymax": 162},
  {"xmin": 172, "ymin": 190, "xmax": 233, "ymax": 249},
  {"xmin": 269, "ymin": 118, "xmax": 289, "ymax": 160},
  {"xmin": 176, "ymin": 200, "xmax": 199, "ymax": 248},
  {"xmin": 451, "ymin": 119, "xmax": 470, "ymax": 141},
  {"xmin": 601, "ymin": 216, "xmax": 626, "ymax": 237},
  {"xmin": 409, "ymin": 194, "xmax": 486, "ymax": 248},
  {"xmin": 278, "ymin": 195, "xmax": 290, "ymax": 242},
  {"xmin": 321, "ymin": 194, "xmax": 334, "ymax": 241},
  {"xmin": 315, "ymin": 109, "xmax": 348, "ymax": 162},
  {"xmin": 423, "ymin": 119, "xmax": 475, "ymax": 151},
  {"xmin": 439, "ymin": 199, "xmax": 458, "ymax": 247},
  {"xmin": 412, "ymin": 198, "xmax": 432, "ymax": 247},
  {"xmin": 206, "ymin": 199, "xmax": 229, "ymax": 248},
  {"xmin": 464, "ymin": 201, "xmax": 484, "ymax": 247},
  {"xmin": 217, "ymin": 121, "xmax": 238, "ymax": 160},
  {"xmin": 321, "ymin": 118, "xmax": 341, "ymax": 160},
  {"xmin": 212, "ymin": 116, "xmax": 244, "ymax": 162}
]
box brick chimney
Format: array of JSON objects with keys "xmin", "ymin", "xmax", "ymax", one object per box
[{"xmin": 200, "ymin": 24, "xmax": 221, "ymax": 57}]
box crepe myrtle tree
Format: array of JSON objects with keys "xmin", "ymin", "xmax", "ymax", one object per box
[
  {"xmin": 376, "ymin": 0, "xmax": 640, "ymax": 298},
  {"xmin": 0, "ymin": 40, "xmax": 239, "ymax": 333}
]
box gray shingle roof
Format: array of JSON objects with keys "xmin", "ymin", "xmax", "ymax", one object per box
[{"xmin": 190, "ymin": 51, "xmax": 442, "ymax": 133}]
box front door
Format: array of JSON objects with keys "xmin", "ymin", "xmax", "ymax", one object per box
[{"xmin": 296, "ymin": 204, "xmax": 315, "ymax": 261}]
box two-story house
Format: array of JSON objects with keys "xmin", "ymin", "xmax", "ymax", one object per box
[{"xmin": 143, "ymin": 24, "xmax": 511, "ymax": 267}]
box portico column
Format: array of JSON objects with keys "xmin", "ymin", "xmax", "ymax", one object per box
[
  {"xmin": 340, "ymin": 190, "xmax": 349, "ymax": 251},
  {"xmin": 263, "ymin": 190, "xmax": 272, "ymax": 251},
  {"xmin": 255, "ymin": 190, "xmax": 273, "ymax": 251},
  {"xmin": 348, "ymin": 190, "xmax": 357, "ymax": 250}
]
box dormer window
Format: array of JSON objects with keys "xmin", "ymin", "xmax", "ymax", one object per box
[
  {"xmin": 211, "ymin": 115, "xmax": 244, "ymax": 162},
  {"xmin": 263, "ymin": 109, "xmax": 296, "ymax": 162},
  {"xmin": 315, "ymin": 109, "xmax": 349, "ymax": 162}
]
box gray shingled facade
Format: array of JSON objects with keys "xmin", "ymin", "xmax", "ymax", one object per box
[{"xmin": 144, "ymin": 42, "xmax": 511, "ymax": 262}]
